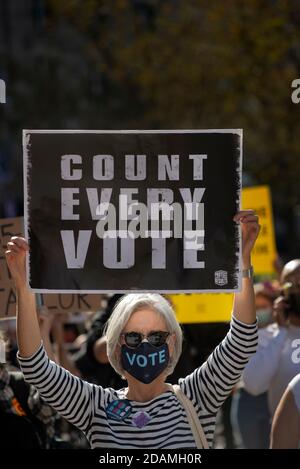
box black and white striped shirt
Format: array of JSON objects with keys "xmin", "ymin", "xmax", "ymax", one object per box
[{"xmin": 18, "ymin": 316, "xmax": 257, "ymax": 449}]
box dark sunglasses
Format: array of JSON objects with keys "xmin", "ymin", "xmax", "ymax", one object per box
[{"xmin": 121, "ymin": 330, "xmax": 170, "ymax": 348}]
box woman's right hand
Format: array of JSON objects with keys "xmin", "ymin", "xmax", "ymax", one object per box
[{"xmin": 5, "ymin": 236, "xmax": 29, "ymax": 289}]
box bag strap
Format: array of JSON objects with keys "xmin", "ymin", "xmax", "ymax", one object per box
[
  {"xmin": 9, "ymin": 372, "xmax": 31, "ymax": 416},
  {"xmin": 167, "ymin": 383, "xmax": 209, "ymax": 449}
]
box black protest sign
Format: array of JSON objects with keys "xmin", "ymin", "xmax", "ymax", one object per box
[{"xmin": 24, "ymin": 130, "xmax": 242, "ymax": 293}]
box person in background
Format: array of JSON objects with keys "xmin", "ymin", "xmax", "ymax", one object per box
[
  {"xmin": 3, "ymin": 318, "xmax": 19, "ymax": 369},
  {"xmin": 0, "ymin": 329, "xmax": 57, "ymax": 448},
  {"xmin": 270, "ymin": 373, "xmax": 300, "ymax": 448},
  {"xmin": 242, "ymin": 260, "xmax": 300, "ymax": 420},
  {"xmin": 74, "ymin": 294, "xmax": 124, "ymax": 388},
  {"xmin": 231, "ymin": 281, "xmax": 279, "ymax": 448},
  {"xmin": 1, "ymin": 308, "xmax": 81, "ymax": 448},
  {"xmin": 38, "ymin": 307, "xmax": 90, "ymax": 448},
  {"xmin": 50, "ymin": 312, "xmax": 82, "ymax": 377}
]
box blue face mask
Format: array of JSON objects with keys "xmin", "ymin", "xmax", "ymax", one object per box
[
  {"xmin": 256, "ymin": 308, "xmax": 273, "ymax": 326},
  {"xmin": 121, "ymin": 342, "xmax": 169, "ymax": 384}
]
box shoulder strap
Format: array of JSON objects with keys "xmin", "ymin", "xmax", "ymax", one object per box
[
  {"xmin": 9, "ymin": 372, "xmax": 31, "ymax": 416},
  {"xmin": 167, "ymin": 383, "xmax": 209, "ymax": 449}
]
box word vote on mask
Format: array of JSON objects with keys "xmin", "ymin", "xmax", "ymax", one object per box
[{"xmin": 121, "ymin": 342, "xmax": 169, "ymax": 384}]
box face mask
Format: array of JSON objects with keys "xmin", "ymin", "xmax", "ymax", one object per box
[
  {"xmin": 121, "ymin": 342, "xmax": 169, "ymax": 384},
  {"xmin": 256, "ymin": 308, "xmax": 273, "ymax": 326}
]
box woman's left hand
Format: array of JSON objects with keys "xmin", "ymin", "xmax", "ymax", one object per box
[{"xmin": 233, "ymin": 210, "xmax": 261, "ymax": 267}]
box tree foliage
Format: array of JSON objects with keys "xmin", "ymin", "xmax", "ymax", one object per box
[
  {"xmin": 48, "ymin": 0, "xmax": 300, "ymax": 206},
  {"xmin": 1, "ymin": 0, "xmax": 300, "ymax": 253}
]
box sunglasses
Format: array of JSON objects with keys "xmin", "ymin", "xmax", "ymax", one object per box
[{"xmin": 121, "ymin": 330, "xmax": 170, "ymax": 349}]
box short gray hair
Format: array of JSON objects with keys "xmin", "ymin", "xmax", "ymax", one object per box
[{"xmin": 104, "ymin": 293, "xmax": 183, "ymax": 378}]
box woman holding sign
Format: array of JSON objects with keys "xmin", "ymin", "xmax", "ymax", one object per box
[{"xmin": 5, "ymin": 210, "xmax": 259, "ymax": 449}]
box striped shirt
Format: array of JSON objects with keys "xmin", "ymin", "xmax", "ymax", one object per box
[{"xmin": 18, "ymin": 316, "xmax": 257, "ymax": 449}]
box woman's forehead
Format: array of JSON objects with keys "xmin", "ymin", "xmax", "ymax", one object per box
[{"xmin": 123, "ymin": 308, "xmax": 167, "ymax": 331}]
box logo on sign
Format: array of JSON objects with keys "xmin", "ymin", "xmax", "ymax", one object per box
[{"xmin": 214, "ymin": 270, "xmax": 228, "ymax": 286}]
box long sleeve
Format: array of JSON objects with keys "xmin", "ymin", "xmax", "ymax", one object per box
[
  {"xmin": 18, "ymin": 343, "xmax": 99, "ymax": 432},
  {"xmin": 180, "ymin": 316, "xmax": 258, "ymax": 415},
  {"xmin": 243, "ymin": 327, "xmax": 287, "ymax": 396}
]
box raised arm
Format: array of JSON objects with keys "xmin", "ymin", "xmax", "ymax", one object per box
[
  {"xmin": 232, "ymin": 210, "xmax": 260, "ymax": 325},
  {"xmin": 5, "ymin": 237, "xmax": 41, "ymax": 357},
  {"xmin": 5, "ymin": 237, "xmax": 97, "ymax": 432},
  {"xmin": 180, "ymin": 211, "xmax": 260, "ymax": 415}
]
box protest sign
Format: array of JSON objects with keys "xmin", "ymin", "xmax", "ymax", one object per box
[
  {"xmin": 242, "ymin": 185, "xmax": 277, "ymax": 276},
  {"xmin": 42, "ymin": 293, "xmax": 102, "ymax": 314},
  {"xmin": 170, "ymin": 293, "xmax": 233, "ymax": 323},
  {"xmin": 24, "ymin": 130, "xmax": 242, "ymax": 293},
  {"xmin": 0, "ymin": 217, "xmax": 24, "ymax": 318}
]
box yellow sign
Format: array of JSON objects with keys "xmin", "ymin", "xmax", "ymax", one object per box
[
  {"xmin": 169, "ymin": 293, "xmax": 233, "ymax": 324},
  {"xmin": 242, "ymin": 185, "xmax": 277, "ymax": 276},
  {"xmin": 170, "ymin": 185, "xmax": 277, "ymax": 323}
]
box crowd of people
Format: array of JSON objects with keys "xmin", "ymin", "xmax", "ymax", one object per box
[
  {"xmin": 230, "ymin": 263, "xmax": 300, "ymax": 448},
  {"xmin": 0, "ymin": 211, "xmax": 299, "ymax": 449}
]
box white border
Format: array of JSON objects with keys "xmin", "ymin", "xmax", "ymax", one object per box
[
  {"xmin": 23, "ymin": 130, "xmax": 31, "ymax": 292},
  {"xmin": 23, "ymin": 129, "xmax": 242, "ymax": 294},
  {"xmin": 27, "ymin": 288, "xmax": 241, "ymax": 293},
  {"xmin": 237, "ymin": 130, "xmax": 243, "ymax": 293},
  {"xmin": 23, "ymin": 129, "xmax": 242, "ymax": 134}
]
